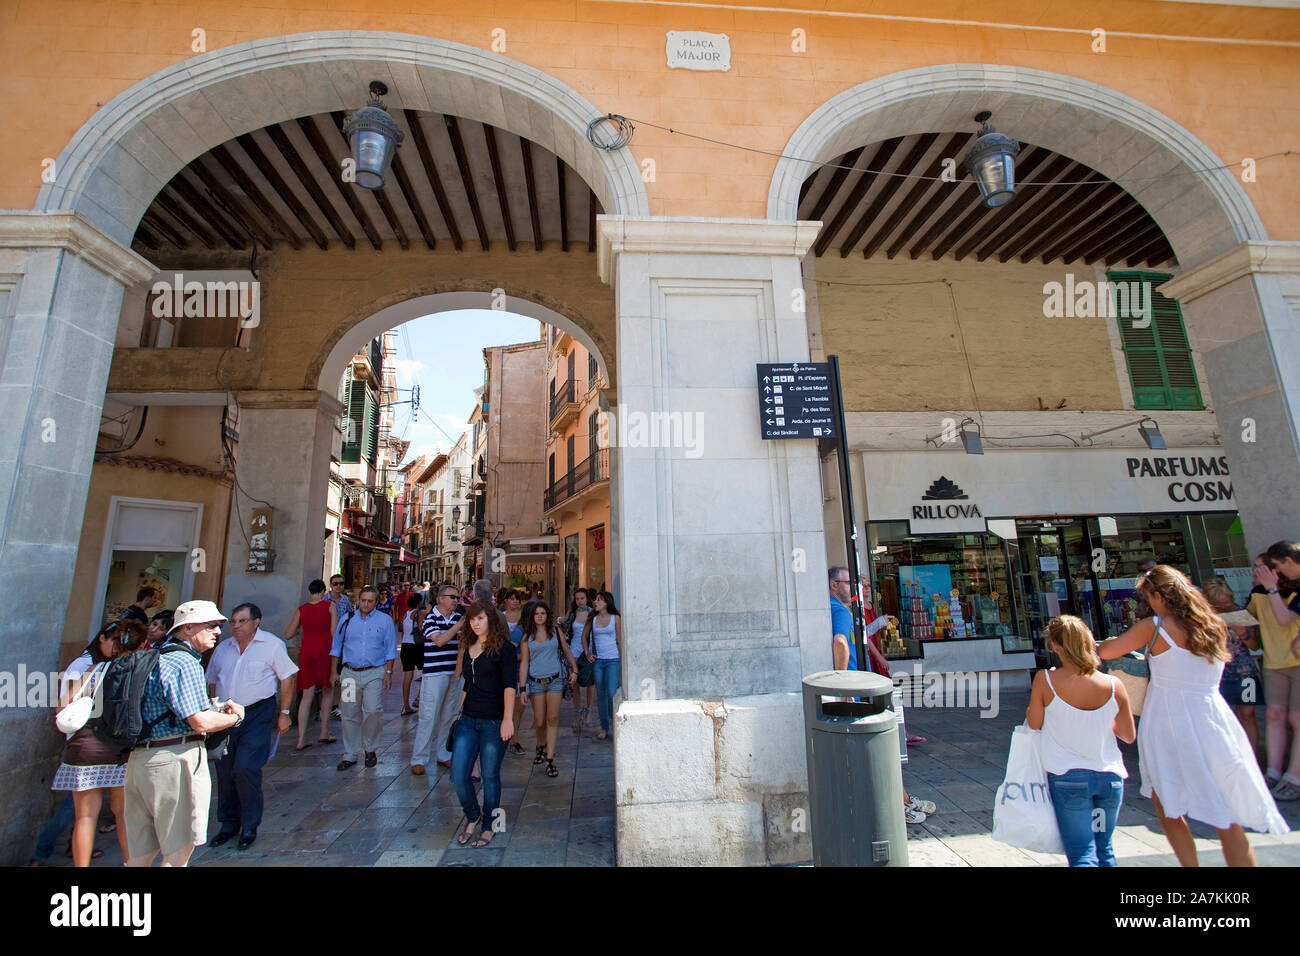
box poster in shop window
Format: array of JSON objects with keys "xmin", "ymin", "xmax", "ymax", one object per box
[{"xmin": 899, "ymin": 564, "xmax": 953, "ymax": 603}]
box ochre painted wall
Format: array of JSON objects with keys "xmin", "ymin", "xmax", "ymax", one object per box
[
  {"xmin": 61, "ymin": 408, "xmax": 232, "ymax": 664},
  {"xmin": 3, "ymin": 1, "xmax": 1296, "ymax": 233},
  {"xmin": 816, "ymin": 254, "xmax": 1128, "ymax": 412},
  {"xmin": 106, "ymin": 243, "xmax": 616, "ymax": 395}
]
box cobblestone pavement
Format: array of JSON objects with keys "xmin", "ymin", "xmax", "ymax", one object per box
[
  {"xmin": 43, "ymin": 677, "xmax": 615, "ymax": 867},
  {"xmin": 34, "ymin": 685, "xmax": 1300, "ymax": 867},
  {"xmin": 901, "ymin": 689, "xmax": 1300, "ymax": 866}
]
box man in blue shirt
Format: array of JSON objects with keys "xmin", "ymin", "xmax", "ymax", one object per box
[
  {"xmin": 330, "ymin": 586, "xmax": 397, "ymax": 770},
  {"xmin": 828, "ymin": 568, "xmax": 933, "ymax": 824}
]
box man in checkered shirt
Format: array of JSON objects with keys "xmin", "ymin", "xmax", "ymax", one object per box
[{"xmin": 124, "ymin": 601, "xmax": 245, "ymax": 867}]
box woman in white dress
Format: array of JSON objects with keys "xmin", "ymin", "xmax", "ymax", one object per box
[{"xmin": 1099, "ymin": 565, "xmax": 1288, "ymax": 866}]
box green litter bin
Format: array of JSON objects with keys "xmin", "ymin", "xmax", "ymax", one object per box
[{"xmin": 802, "ymin": 669, "xmax": 908, "ymax": 867}]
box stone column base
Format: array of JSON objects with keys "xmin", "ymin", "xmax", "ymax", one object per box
[{"xmin": 614, "ymin": 692, "xmax": 812, "ymax": 866}]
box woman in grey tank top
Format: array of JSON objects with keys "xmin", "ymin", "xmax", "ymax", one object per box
[{"xmin": 518, "ymin": 602, "xmax": 579, "ymax": 778}]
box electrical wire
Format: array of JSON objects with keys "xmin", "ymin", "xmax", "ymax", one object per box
[{"xmin": 602, "ymin": 113, "xmax": 1295, "ymax": 185}]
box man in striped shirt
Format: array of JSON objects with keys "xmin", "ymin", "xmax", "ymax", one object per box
[{"xmin": 410, "ymin": 585, "xmax": 465, "ymax": 775}]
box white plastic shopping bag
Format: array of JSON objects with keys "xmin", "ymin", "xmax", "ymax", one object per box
[{"xmin": 991, "ymin": 725, "xmax": 1064, "ymax": 854}]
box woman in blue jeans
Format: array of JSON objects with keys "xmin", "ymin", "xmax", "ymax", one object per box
[
  {"xmin": 1026, "ymin": 615, "xmax": 1137, "ymax": 866},
  {"xmin": 580, "ymin": 591, "xmax": 623, "ymax": 740},
  {"xmin": 451, "ymin": 601, "xmax": 518, "ymax": 848}
]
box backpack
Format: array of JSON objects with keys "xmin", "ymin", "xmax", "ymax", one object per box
[{"xmin": 91, "ymin": 641, "xmax": 199, "ymax": 752}]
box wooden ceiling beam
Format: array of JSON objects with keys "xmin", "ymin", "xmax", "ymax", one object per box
[
  {"xmin": 557, "ymin": 156, "xmax": 570, "ymax": 253},
  {"xmin": 152, "ymin": 193, "xmax": 218, "ymax": 250},
  {"xmin": 926, "ymin": 149, "xmax": 1054, "ymax": 260},
  {"xmin": 264, "ymin": 124, "xmax": 356, "ymax": 250},
  {"xmin": 235, "ymin": 132, "xmax": 331, "ymax": 250},
  {"xmin": 976, "ymin": 171, "xmax": 1101, "ymax": 262},
  {"xmin": 165, "ymin": 175, "xmax": 248, "ymax": 250},
  {"xmin": 444, "ymin": 115, "xmax": 490, "ymax": 251},
  {"xmin": 804, "ymin": 146, "xmax": 866, "ymax": 223},
  {"xmin": 521, "ymin": 138, "xmax": 543, "ymax": 251},
  {"xmin": 1031, "ymin": 187, "xmax": 1128, "ymax": 264},
  {"xmin": 484, "ymin": 124, "xmax": 517, "ymax": 252},
  {"xmin": 296, "ymin": 115, "xmax": 385, "ymax": 251},
  {"xmin": 1092, "ymin": 220, "xmax": 1162, "ymax": 266},
  {"xmin": 814, "ymin": 139, "xmax": 901, "ymax": 257},
  {"xmin": 405, "ymin": 110, "xmax": 464, "ymax": 251},
  {"xmin": 140, "ymin": 210, "xmax": 188, "ymax": 249},
  {"xmin": 866, "ymin": 132, "xmax": 969, "ymax": 260},
  {"xmin": 838, "ymin": 133, "xmax": 938, "ymax": 257},
  {"xmin": 1058, "ymin": 203, "xmax": 1149, "ymax": 264},
  {"xmin": 951, "ymin": 154, "xmax": 1075, "ymax": 261},
  {"xmin": 186, "ymin": 157, "xmax": 278, "ymax": 249},
  {"xmin": 209, "ymin": 142, "xmax": 303, "ymax": 250}
]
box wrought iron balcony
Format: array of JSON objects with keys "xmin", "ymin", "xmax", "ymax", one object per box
[
  {"xmin": 549, "ymin": 377, "xmax": 579, "ymax": 428},
  {"xmin": 544, "ymin": 447, "xmax": 609, "ymax": 511}
]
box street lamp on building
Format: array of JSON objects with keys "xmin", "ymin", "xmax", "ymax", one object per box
[
  {"xmin": 963, "ymin": 111, "xmax": 1020, "ymax": 208},
  {"xmin": 342, "ymin": 81, "xmax": 404, "ymax": 190}
]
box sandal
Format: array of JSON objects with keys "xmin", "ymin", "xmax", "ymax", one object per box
[
  {"xmin": 97, "ymin": 821, "xmax": 116, "ymax": 834},
  {"xmin": 318, "ymin": 736, "xmax": 337, "ymax": 744},
  {"xmin": 457, "ymin": 819, "xmax": 481, "ymax": 846},
  {"xmin": 905, "ymin": 735, "xmax": 927, "ymax": 746},
  {"xmin": 596, "ymin": 731, "xmax": 608, "ymax": 740},
  {"xmin": 1272, "ymin": 780, "xmax": 1300, "ymax": 801},
  {"xmin": 401, "ymin": 707, "xmax": 415, "ymax": 716},
  {"xmin": 294, "ymin": 742, "xmax": 312, "ymax": 751},
  {"xmin": 545, "ymin": 757, "xmax": 558, "ymax": 778},
  {"xmin": 533, "ymin": 745, "xmax": 545, "ymax": 766},
  {"xmin": 472, "ymin": 828, "xmax": 496, "ymax": 849}
]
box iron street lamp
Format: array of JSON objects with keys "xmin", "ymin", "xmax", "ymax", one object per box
[
  {"xmin": 343, "ymin": 81, "xmax": 404, "ymax": 190},
  {"xmin": 963, "ymin": 111, "xmax": 1020, "ymax": 208}
]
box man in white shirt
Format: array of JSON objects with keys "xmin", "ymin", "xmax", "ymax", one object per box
[{"xmin": 204, "ymin": 602, "xmax": 298, "ymax": 851}]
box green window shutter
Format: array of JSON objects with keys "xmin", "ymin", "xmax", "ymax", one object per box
[
  {"xmin": 342, "ymin": 375, "xmax": 364, "ymax": 463},
  {"xmin": 1109, "ymin": 270, "xmax": 1203, "ymax": 411},
  {"xmin": 364, "ymin": 387, "xmax": 379, "ymax": 462}
]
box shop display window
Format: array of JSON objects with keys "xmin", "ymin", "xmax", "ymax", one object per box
[{"xmin": 868, "ymin": 522, "xmax": 1028, "ymax": 658}]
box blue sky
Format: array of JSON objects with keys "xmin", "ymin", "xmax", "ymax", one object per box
[{"xmin": 387, "ymin": 309, "xmax": 543, "ymax": 465}]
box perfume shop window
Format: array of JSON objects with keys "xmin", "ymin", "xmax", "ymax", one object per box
[{"xmin": 868, "ymin": 522, "xmax": 1029, "ymax": 658}]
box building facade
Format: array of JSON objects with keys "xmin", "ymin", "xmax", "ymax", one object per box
[
  {"xmin": 544, "ymin": 325, "xmax": 612, "ymax": 606},
  {"xmin": 2, "ymin": 1, "xmax": 1298, "ymax": 865}
]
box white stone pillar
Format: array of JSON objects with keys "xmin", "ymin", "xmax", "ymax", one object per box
[
  {"xmin": 221, "ymin": 390, "xmax": 343, "ymax": 639},
  {"xmin": 598, "ymin": 217, "xmax": 828, "ymax": 865},
  {"xmin": 1161, "ymin": 242, "xmax": 1300, "ymax": 556},
  {"xmin": 0, "ymin": 212, "xmax": 155, "ymax": 864}
]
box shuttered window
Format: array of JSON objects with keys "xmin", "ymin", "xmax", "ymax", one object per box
[
  {"xmin": 1108, "ymin": 271, "xmax": 1203, "ymax": 410},
  {"xmin": 341, "ymin": 376, "xmax": 379, "ymax": 464}
]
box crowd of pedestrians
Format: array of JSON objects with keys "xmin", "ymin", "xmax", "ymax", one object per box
[
  {"xmin": 1016, "ymin": 547, "xmax": 1298, "ymax": 867},
  {"xmin": 34, "ymin": 574, "xmax": 618, "ymax": 865}
]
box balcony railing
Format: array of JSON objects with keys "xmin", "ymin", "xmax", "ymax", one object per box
[
  {"xmin": 549, "ymin": 377, "xmax": 577, "ymax": 425},
  {"xmin": 544, "ymin": 447, "xmax": 609, "ymax": 511}
]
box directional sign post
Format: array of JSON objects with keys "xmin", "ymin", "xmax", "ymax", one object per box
[
  {"xmin": 755, "ymin": 362, "xmax": 835, "ymax": 440},
  {"xmin": 756, "ymin": 357, "xmax": 868, "ymax": 672}
]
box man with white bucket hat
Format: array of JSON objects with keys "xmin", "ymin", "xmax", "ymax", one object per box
[{"xmin": 123, "ymin": 600, "xmax": 244, "ymax": 867}]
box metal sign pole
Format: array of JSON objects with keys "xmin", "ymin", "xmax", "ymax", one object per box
[{"xmin": 828, "ymin": 354, "xmax": 867, "ymax": 672}]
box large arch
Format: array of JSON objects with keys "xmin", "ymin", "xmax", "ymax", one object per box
[
  {"xmin": 767, "ymin": 64, "xmax": 1266, "ymax": 270},
  {"xmin": 315, "ymin": 288, "xmax": 611, "ymax": 393},
  {"xmin": 37, "ymin": 30, "xmax": 649, "ymax": 246}
]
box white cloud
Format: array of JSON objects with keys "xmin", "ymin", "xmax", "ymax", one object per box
[{"xmin": 392, "ymin": 358, "xmax": 425, "ymax": 378}]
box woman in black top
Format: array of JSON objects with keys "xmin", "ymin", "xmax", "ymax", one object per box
[{"xmin": 451, "ymin": 601, "xmax": 518, "ymax": 848}]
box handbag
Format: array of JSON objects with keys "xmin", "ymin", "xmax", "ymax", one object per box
[
  {"xmin": 55, "ymin": 662, "xmax": 106, "ymax": 734},
  {"xmin": 1104, "ymin": 615, "xmax": 1159, "ymax": 717},
  {"xmin": 992, "ymin": 725, "xmax": 1064, "ymax": 854},
  {"xmin": 445, "ymin": 716, "xmax": 459, "ymax": 754}
]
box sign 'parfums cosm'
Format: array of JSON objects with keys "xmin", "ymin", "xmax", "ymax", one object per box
[{"xmin": 1126, "ymin": 455, "xmax": 1233, "ymax": 503}]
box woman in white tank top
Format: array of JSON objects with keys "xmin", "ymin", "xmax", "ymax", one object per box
[{"xmin": 1027, "ymin": 615, "xmax": 1136, "ymax": 866}]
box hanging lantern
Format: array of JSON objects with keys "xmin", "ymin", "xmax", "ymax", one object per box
[
  {"xmin": 962, "ymin": 111, "xmax": 1020, "ymax": 208},
  {"xmin": 342, "ymin": 81, "xmax": 405, "ymax": 190}
]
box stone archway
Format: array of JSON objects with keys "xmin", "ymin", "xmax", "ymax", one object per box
[
  {"xmin": 767, "ymin": 64, "xmax": 1266, "ymax": 271},
  {"xmin": 766, "ymin": 63, "xmax": 1299, "ymax": 559},
  {"xmin": 38, "ymin": 31, "xmax": 649, "ymax": 244},
  {"xmin": 314, "ymin": 288, "xmax": 613, "ymax": 393}
]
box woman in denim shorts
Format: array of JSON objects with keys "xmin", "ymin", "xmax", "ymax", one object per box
[
  {"xmin": 518, "ymin": 602, "xmax": 579, "ymax": 778},
  {"xmin": 565, "ymin": 589, "xmax": 596, "ymax": 730}
]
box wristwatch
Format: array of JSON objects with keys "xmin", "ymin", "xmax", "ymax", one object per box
[{"xmin": 1269, "ymin": 588, "xmax": 1280, "ymax": 594}]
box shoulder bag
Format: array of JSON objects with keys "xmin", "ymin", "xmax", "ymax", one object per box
[{"xmin": 1105, "ymin": 615, "xmax": 1160, "ymax": 717}]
